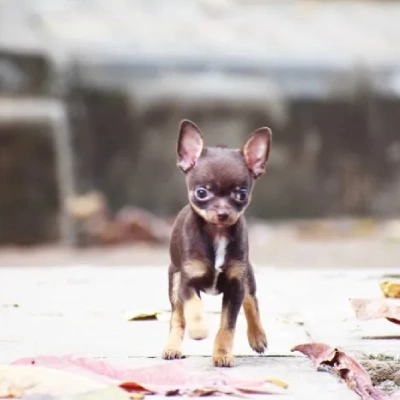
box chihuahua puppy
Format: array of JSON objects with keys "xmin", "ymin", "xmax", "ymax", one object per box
[{"xmin": 162, "ymin": 120, "xmax": 272, "ymax": 367}]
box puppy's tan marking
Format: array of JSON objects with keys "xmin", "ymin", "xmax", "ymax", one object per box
[
  {"xmin": 182, "ymin": 260, "xmax": 208, "ymax": 279},
  {"xmin": 243, "ymin": 284, "xmax": 267, "ymax": 354},
  {"xmin": 188, "ymin": 197, "xmax": 207, "ymax": 219},
  {"xmin": 163, "ymin": 272, "xmax": 185, "ymax": 359},
  {"xmin": 170, "ymin": 272, "xmax": 180, "ymax": 305},
  {"xmin": 225, "ymin": 262, "xmax": 245, "ymax": 281},
  {"xmin": 213, "ymin": 307, "xmax": 235, "ymax": 367},
  {"xmin": 162, "ymin": 303, "xmax": 185, "ymax": 359},
  {"xmin": 184, "ymin": 292, "xmax": 208, "ymax": 340}
]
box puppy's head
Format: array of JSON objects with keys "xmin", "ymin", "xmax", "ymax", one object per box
[{"xmin": 177, "ymin": 120, "xmax": 272, "ymax": 227}]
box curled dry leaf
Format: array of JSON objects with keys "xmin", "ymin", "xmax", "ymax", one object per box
[
  {"xmin": 349, "ymin": 298, "xmax": 400, "ymax": 326},
  {"xmin": 291, "ymin": 343, "xmax": 392, "ymax": 400},
  {"xmin": 11, "ymin": 356, "xmax": 287, "ymax": 397},
  {"xmin": 380, "ymin": 282, "xmax": 400, "ymax": 299}
]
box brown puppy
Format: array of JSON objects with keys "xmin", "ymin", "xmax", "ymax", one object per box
[{"xmin": 162, "ymin": 120, "xmax": 272, "ymax": 367}]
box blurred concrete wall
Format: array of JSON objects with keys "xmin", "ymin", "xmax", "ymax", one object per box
[
  {"xmin": 1, "ymin": 0, "xmax": 400, "ymax": 244},
  {"xmin": 70, "ymin": 85, "xmax": 400, "ymax": 221}
]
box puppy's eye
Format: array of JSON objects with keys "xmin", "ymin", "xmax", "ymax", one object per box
[
  {"xmin": 233, "ymin": 188, "xmax": 247, "ymax": 202},
  {"xmin": 194, "ymin": 187, "xmax": 210, "ymax": 201}
]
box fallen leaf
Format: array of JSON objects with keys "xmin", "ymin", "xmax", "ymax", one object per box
[
  {"xmin": 0, "ymin": 365, "xmax": 108, "ymax": 398},
  {"xmin": 380, "ymin": 282, "xmax": 400, "ymax": 299},
  {"xmin": 21, "ymin": 386, "xmax": 133, "ymax": 400},
  {"xmin": 124, "ymin": 310, "xmax": 163, "ymax": 321},
  {"xmin": 67, "ymin": 386, "xmax": 133, "ymax": 400},
  {"xmin": 292, "ymin": 343, "xmax": 392, "ymax": 400},
  {"xmin": 1, "ymin": 303, "xmax": 19, "ymax": 308},
  {"xmin": 11, "ymin": 356, "xmax": 286, "ymax": 397},
  {"xmin": 349, "ymin": 298, "xmax": 400, "ymax": 325},
  {"xmin": 265, "ymin": 377, "xmax": 289, "ymax": 389}
]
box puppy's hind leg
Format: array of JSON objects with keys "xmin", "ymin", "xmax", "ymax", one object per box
[{"xmin": 162, "ymin": 267, "xmax": 185, "ymax": 360}]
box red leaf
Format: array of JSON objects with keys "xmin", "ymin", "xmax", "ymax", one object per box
[
  {"xmin": 11, "ymin": 355, "xmax": 285, "ymax": 397},
  {"xmin": 292, "ymin": 343, "xmax": 392, "ymax": 400}
]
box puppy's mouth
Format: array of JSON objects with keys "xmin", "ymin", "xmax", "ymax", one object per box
[
  {"xmin": 209, "ymin": 219, "xmax": 235, "ymax": 227},
  {"xmin": 189, "ymin": 200, "xmax": 241, "ymax": 226},
  {"xmin": 204, "ymin": 212, "xmax": 239, "ymax": 227}
]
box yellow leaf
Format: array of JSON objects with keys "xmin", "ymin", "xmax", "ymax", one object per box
[
  {"xmin": 124, "ymin": 310, "xmax": 163, "ymax": 321},
  {"xmin": 380, "ymin": 281, "xmax": 400, "ymax": 298},
  {"xmin": 266, "ymin": 377, "xmax": 289, "ymax": 389}
]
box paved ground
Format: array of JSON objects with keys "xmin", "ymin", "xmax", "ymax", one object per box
[{"xmin": 0, "ymin": 249, "xmax": 399, "ymax": 399}]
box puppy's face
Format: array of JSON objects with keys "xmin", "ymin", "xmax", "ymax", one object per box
[
  {"xmin": 186, "ymin": 148, "xmax": 254, "ymax": 226},
  {"xmin": 176, "ymin": 120, "xmax": 272, "ymax": 227}
]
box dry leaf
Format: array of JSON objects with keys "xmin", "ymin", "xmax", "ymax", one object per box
[
  {"xmin": 0, "ymin": 365, "xmax": 107, "ymax": 398},
  {"xmin": 124, "ymin": 310, "xmax": 163, "ymax": 321},
  {"xmin": 22, "ymin": 387, "xmax": 134, "ymax": 400},
  {"xmin": 265, "ymin": 377, "xmax": 289, "ymax": 389},
  {"xmin": 349, "ymin": 298, "xmax": 400, "ymax": 326},
  {"xmin": 11, "ymin": 356, "xmax": 286, "ymax": 397},
  {"xmin": 67, "ymin": 386, "xmax": 132, "ymax": 400},
  {"xmin": 380, "ymin": 282, "xmax": 400, "ymax": 299},
  {"xmin": 291, "ymin": 343, "xmax": 391, "ymax": 400}
]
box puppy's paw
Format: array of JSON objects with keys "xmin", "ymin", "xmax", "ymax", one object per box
[
  {"xmin": 212, "ymin": 352, "xmax": 235, "ymax": 368},
  {"xmin": 187, "ymin": 319, "xmax": 208, "ymax": 340},
  {"xmin": 247, "ymin": 327, "xmax": 268, "ymax": 354},
  {"xmin": 162, "ymin": 347, "xmax": 184, "ymax": 360}
]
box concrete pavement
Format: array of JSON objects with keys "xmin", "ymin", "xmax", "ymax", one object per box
[{"xmin": 0, "ymin": 263, "xmax": 398, "ymax": 399}]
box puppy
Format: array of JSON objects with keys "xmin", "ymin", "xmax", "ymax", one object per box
[{"xmin": 162, "ymin": 120, "xmax": 272, "ymax": 367}]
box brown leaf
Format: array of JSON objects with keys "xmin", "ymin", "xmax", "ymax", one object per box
[
  {"xmin": 380, "ymin": 281, "xmax": 400, "ymax": 299},
  {"xmin": 291, "ymin": 343, "xmax": 391, "ymax": 400},
  {"xmin": 349, "ymin": 298, "xmax": 400, "ymax": 325}
]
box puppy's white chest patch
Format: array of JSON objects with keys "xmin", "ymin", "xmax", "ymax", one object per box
[
  {"xmin": 214, "ymin": 235, "xmax": 228, "ymax": 272},
  {"xmin": 204, "ymin": 235, "xmax": 228, "ymax": 296}
]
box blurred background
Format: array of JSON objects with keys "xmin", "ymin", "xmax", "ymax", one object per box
[{"xmin": 0, "ymin": 0, "xmax": 400, "ymax": 267}]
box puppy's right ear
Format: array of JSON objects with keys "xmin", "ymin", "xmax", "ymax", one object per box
[{"xmin": 177, "ymin": 120, "xmax": 204, "ymax": 172}]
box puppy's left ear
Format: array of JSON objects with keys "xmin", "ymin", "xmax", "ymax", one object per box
[{"xmin": 242, "ymin": 127, "xmax": 272, "ymax": 179}]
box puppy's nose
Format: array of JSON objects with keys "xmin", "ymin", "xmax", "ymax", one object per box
[{"xmin": 217, "ymin": 210, "xmax": 229, "ymax": 222}]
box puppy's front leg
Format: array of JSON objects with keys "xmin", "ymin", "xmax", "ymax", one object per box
[
  {"xmin": 243, "ymin": 264, "xmax": 268, "ymax": 354},
  {"xmin": 213, "ymin": 264, "xmax": 245, "ymax": 367},
  {"xmin": 162, "ymin": 269, "xmax": 185, "ymax": 359},
  {"xmin": 180, "ymin": 261, "xmax": 209, "ymax": 340},
  {"xmin": 181, "ymin": 284, "xmax": 208, "ymax": 340}
]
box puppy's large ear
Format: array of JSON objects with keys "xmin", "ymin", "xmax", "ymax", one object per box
[
  {"xmin": 242, "ymin": 127, "xmax": 272, "ymax": 179},
  {"xmin": 177, "ymin": 119, "xmax": 204, "ymax": 172}
]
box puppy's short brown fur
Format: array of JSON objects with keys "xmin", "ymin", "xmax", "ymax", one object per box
[{"xmin": 162, "ymin": 120, "xmax": 272, "ymax": 367}]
